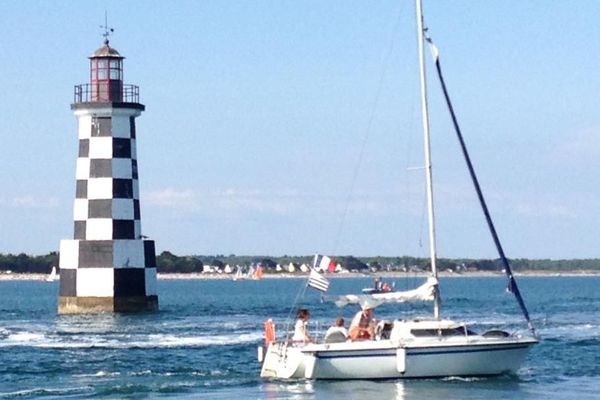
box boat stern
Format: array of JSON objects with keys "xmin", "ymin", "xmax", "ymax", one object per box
[{"xmin": 260, "ymin": 342, "xmax": 306, "ymax": 379}]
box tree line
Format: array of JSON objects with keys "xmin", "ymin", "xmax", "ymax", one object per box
[{"xmin": 1, "ymin": 252, "xmax": 600, "ymax": 274}]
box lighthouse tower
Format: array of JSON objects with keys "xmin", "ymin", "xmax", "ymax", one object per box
[{"xmin": 58, "ymin": 37, "xmax": 158, "ymax": 313}]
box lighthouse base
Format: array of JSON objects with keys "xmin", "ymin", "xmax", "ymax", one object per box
[{"xmin": 58, "ymin": 295, "xmax": 158, "ymax": 314}]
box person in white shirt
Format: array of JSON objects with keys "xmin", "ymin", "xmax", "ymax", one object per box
[
  {"xmin": 291, "ymin": 308, "xmax": 312, "ymax": 344},
  {"xmin": 324, "ymin": 316, "xmax": 348, "ymax": 343}
]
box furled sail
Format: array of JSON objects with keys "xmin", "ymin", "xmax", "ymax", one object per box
[{"xmin": 325, "ymin": 277, "xmax": 438, "ymax": 309}]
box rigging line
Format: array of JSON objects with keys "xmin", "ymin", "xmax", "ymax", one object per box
[
  {"xmin": 332, "ymin": 8, "xmax": 404, "ymax": 255},
  {"xmin": 424, "ymin": 31, "xmax": 536, "ymax": 336},
  {"xmin": 284, "ymin": 270, "xmax": 310, "ymax": 340}
]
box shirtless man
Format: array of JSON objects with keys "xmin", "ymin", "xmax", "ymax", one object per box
[{"xmin": 349, "ymin": 307, "xmax": 376, "ymax": 341}]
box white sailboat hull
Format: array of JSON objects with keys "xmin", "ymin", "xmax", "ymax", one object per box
[
  {"xmin": 261, "ymin": 336, "xmax": 536, "ymax": 380},
  {"xmin": 261, "ymin": 318, "xmax": 537, "ymax": 380},
  {"xmin": 316, "ymin": 340, "xmax": 534, "ymax": 379}
]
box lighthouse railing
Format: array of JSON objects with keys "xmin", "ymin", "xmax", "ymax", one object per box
[{"xmin": 73, "ymin": 83, "xmax": 140, "ymax": 104}]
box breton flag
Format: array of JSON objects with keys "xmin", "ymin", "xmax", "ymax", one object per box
[
  {"xmin": 313, "ymin": 254, "xmax": 336, "ymax": 273},
  {"xmin": 307, "ymin": 269, "xmax": 330, "ymax": 292}
]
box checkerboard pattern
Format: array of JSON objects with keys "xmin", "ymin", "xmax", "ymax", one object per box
[{"xmin": 59, "ymin": 108, "xmax": 158, "ymax": 312}]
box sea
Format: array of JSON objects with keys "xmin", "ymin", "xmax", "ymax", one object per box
[{"xmin": 0, "ymin": 275, "xmax": 598, "ymax": 399}]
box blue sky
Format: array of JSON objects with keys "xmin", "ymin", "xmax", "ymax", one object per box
[{"xmin": 0, "ymin": 1, "xmax": 599, "ymax": 259}]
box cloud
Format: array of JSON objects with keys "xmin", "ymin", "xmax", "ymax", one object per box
[
  {"xmin": 472, "ymin": 186, "xmax": 580, "ymax": 220},
  {"xmin": 550, "ymin": 125, "xmax": 600, "ymax": 164},
  {"xmin": 143, "ymin": 187, "xmax": 422, "ymax": 217},
  {"xmin": 2, "ymin": 196, "xmax": 60, "ymax": 209},
  {"xmin": 512, "ymin": 200, "xmax": 575, "ymax": 219},
  {"xmin": 144, "ymin": 188, "xmax": 196, "ymax": 208}
]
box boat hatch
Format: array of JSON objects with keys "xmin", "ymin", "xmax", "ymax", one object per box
[{"xmin": 410, "ymin": 327, "xmax": 478, "ymax": 337}]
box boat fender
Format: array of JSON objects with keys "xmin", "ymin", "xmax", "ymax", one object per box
[
  {"xmin": 264, "ymin": 319, "xmax": 276, "ymax": 347},
  {"xmin": 257, "ymin": 346, "xmax": 264, "ymax": 363},
  {"xmin": 396, "ymin": 348, "xmax": 406, "ymax": 374}
]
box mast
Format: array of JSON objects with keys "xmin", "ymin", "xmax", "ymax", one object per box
[{"xmin": 416, "ymin": 0, "xmax": 440, "ymax": 319}]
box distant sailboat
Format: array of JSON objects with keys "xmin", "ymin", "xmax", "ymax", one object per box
[
  {"xmin": 252, "ymin": 265, "xmax": 264, "ymax": 280},
  {"xmin": 46, "ymin": 266, "xmax": 58, "ymax": 282},
  {"xmin": 233, "ymin": 266, "xmax": 245, "ymax": 281}
]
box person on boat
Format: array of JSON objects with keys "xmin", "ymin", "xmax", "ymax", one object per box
[
  {"xmin": 349, "ymin": 306, "xmax": 376, "ymax": 341},
  {"xmin": 291, "ymin": 308, "xmax": 313, "ymax": 344},
  {"xmin": 373, "ymin": 277, "xmax": 382, "ymax": 291},
  {"xmin": 324, "ymin": 316, "xmax": 348, "ymax": 343}
]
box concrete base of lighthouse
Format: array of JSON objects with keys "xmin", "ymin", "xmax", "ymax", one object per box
[
  {"xmin": 57, "ymin": 238, "xmax": 159, "ymax": 314},
  {"xmin": 58, "ymin": 295, "xmax": 158, "ymax": 314}
]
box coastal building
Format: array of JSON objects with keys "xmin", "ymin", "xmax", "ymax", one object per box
[{"xmin": 57, "ymin": 35, "xmax": 158, "ymax": 313}]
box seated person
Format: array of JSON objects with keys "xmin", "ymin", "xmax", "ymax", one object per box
[
  {"xmin": 349, "ymin": 306, "xmax": 376, "ymax": 341},
  {"xmin": 324, "ymin": 316, "xmax": 348, "ymax": 343},
  {"xmin": 291, "ymin": 308, "xmax": 313, "ymax": 344}
]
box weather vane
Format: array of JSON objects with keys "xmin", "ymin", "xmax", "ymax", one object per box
[{"xmin": 100, "ymin": 10, "xmax": 114, "ymax": 45}]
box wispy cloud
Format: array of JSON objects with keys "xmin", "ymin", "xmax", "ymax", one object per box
[
  {"xmin": 512, "ymin": 200, "xmax": 575, "ymax": 219},
  {"xmin": 143, "ymin": 187, "xmax": 424, "ymax": 216},
  {"xmin": 144, "ymin": 181, "xmax": 582, "ymax": 222},
  {"xmin": 144, "ymin": 188, "xmax": 197, "ymax": 208},
  {"xmin": 473, "ymin": 187, "xmax": 580, "ymax": 220},
  {"xmin": 550, "ymin": 125, "xmax": 600, "ymax": 164},
  {"xmin": 1, "ymin": 196, "xmax": 60, "ymax": 209}
]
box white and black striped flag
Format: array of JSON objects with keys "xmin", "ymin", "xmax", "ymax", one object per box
[{"xmin": 307, "ymin": 269, "xmax": 330, "ymax": 292}]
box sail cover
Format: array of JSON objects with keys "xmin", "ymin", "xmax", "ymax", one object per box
[{"xmin": 325, "ymin": 277, "xmax": 438, "ymax": 309}]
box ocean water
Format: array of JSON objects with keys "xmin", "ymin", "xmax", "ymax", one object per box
[{"xmin": 0, "ymin": 276, "xmax": 598, "ymax": 399}]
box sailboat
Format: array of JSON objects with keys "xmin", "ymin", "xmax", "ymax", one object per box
[
  {"xmin": 259, "ymin": 0, "xmax": 538, "ymax": 380},
  {"xmin": 46, "ymin": 266, "xmax": 58, "ymax": 282},
  {"xmin": 233, "ymin": 266, "xmax": 246, "ymax": 281},
  {"xmin": 253, "ymin": 265, "xmax": 265, "ymax": 280}
]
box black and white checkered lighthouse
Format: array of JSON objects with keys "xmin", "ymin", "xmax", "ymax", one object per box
[{"xmin": 58, "ymin": 37, "xmax": 158, "ymax": 313}]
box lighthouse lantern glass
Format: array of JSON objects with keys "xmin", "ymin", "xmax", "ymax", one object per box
[{"xmin": 89, "ymin": 56, "xmax": 123, "ymax": 102}]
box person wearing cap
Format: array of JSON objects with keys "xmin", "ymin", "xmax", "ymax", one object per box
[{"xmin": 349, "ymin": 306, "xmax": 376, "ymax": 341}]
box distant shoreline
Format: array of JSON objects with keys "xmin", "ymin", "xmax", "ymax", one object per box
[{"xmin": 1, "ymin": 270, "xmax": 598, "ymax": 281}]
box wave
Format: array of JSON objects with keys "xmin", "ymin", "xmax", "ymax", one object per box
[
  {"xmin": 441, "ymin": 376, "xmax": 488, "ymax": 382},
  {"xmin": 538, "ymin": 323, "xmax": 600, "ymax": 340},
  {"xmin": 0, "ymin": 386, "xmax": 93, "ymax": 398},
  {"xmin": 5, "ymin": 331, "xmax": 45, "ymax": 342},
  {"xmin": 0, "ymin": 330, "xmax": 263, "ymax": 349},
  {"xmin": 72, "ymin": 370, "xmax": 122, "ymax": 378}
]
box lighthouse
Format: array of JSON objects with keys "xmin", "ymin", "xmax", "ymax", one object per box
[{"xmin": 58, "ymin": 36, "xmax": 158, "ymax": 313}]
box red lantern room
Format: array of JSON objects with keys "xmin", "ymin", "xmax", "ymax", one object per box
[
  {"xmin": 89, "ymin": 38, "xmax": 124, "ymax": 102},
  {"xmin": 73, "ymin": 36, "xmax": 140, "ymax": 106}
]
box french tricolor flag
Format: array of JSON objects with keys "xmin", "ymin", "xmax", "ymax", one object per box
[{"xmin": 313, "ymin": 254, "xmax": 336, "ymax": 273}]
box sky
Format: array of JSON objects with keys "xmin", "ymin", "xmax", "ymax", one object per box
[{"xmin": 0, "ymin": 1, "xmax": 599, "ymax": 259}]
